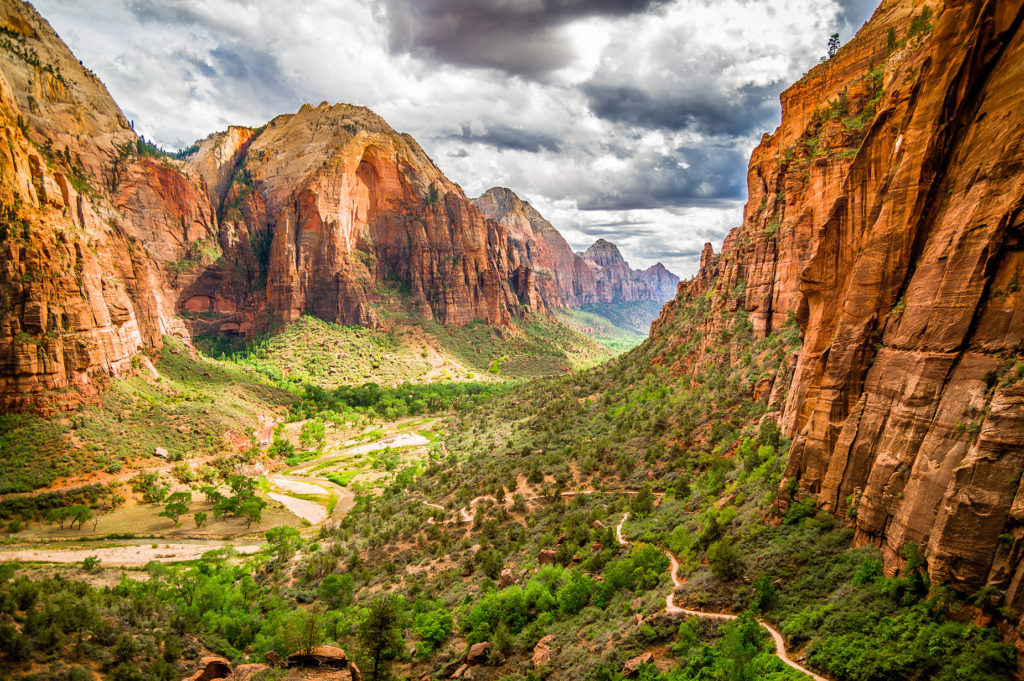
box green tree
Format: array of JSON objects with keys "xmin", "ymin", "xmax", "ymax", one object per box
[
  {"xmin": 47, "ymin": 507, "xmax": 70, "ymax": 530},
  {"xmin": 719, "ymin": 612, "xmax": 764, "ymax": 681},
  {"xmin": 269, "ymin": 437, "xmax": 295, "ymax": 459},
  {"xmin": 319, "ymin": 573, "xmax": 354, "ymax": 609},
  {"xmin": 359, "ymin": 594, "xmax": 405, "ymax": 681},
  {"xmin": 300, "ymin": 420, "xmax": 326, "ymax": 451},
  {"xmin": 631, "ymin": 484, "xmax": 655, "ymax": 517},
  {"xmin": 266, "ymin": 525, "xmax": 302, "ymax": 563},
  {"xmin": 709, "ymin": 536, "xmax": 744, "ymax": 581},
  {"xmin": 159, "ymin": 491, "xmax": 191, "ymax": 526},
  {"xmin": 556, "ymin": 572, "xmax": 594, "ymax": 616},
  {"xmin": 828, "ymin": 32, "xmax": 840, "ymax": 59},
  {"xmin": 477, "ymin": 549, "xmax": 503, "ymax": 580},
  {"xmin": 70, "ymin": 505, "xmax": 92, "ymax": 531},
  {"xmin": 412, "ymin": 607, "xmax": 453, "ymax": 653},
  {"xmin": 757, "ymin": 418, "xmax": 781, "ymax": 447},
  {"xmin": 238, "ymin": 496, "xmax": 267, "ymax": 528},
  {"xmin": 193, "ymin": 511, "xmax": 208, "ymax": 528},
  {"xmin": 283, "ymin": 606, "xmax": 326, "ymax": 656}
]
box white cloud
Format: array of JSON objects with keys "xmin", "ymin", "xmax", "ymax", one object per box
[{"xmin": 35, "ymin": 0, "xmax": 873, "ymax": 277}]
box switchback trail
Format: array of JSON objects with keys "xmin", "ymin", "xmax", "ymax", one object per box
[{"xmin": 616, "ymin": 513, "xmax": 828, "ymax": 681}]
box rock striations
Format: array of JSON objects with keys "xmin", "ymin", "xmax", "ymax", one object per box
[
  {"xmin": 653, "ymin": 0, "xmax": 1024, "ymax": 635},
  {"xmin": 0, "ymin": 0, "xmax": 180, "ymax": 412}
]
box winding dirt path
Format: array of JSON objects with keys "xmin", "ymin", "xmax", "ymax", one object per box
[
  {"xmin": 615, "ymin": 513, "xmax": 828, "ymax": 681},
  {"xmin": 430, "ymin": 493, "xmax": 826, "ymax": 679}
]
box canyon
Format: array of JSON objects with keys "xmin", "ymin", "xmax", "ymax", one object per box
[
  {"xmin": 473, "ymin": 187, "xmax": 678, "ymax": 310},
  {"xmin": 1, "ymin": 0, "xmax": 1024, "ymax": 673},
  {"xmin": 651, "ymin": 0, "xmax": 1024, "ymax": 642},
  {"xmin": 0, "ymin": 0, "xmax": 674, "ymax": 412}
]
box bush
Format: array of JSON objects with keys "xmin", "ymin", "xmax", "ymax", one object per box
[
  {"xmin": 709, "ymin": 536, "xmax": 743, "ymax": 581},
  {"xmin": 413, "ymin": 607, "xmax": 454, "ymax": 653}
]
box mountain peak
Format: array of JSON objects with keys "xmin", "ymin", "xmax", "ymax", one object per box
[{"xmin": 583, "ymin": 239, "xmax": 625, "ymax": 267}]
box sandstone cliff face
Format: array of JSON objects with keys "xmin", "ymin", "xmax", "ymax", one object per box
[
  {"xmin": 228, "ymin": 103, "xmax": 543, "ymax": 328},
  {"xmin": 0, "ymin": 0, "xmax": 560, "ymax": 409},
  {"xmin": 472, "ymin": 186, "xmax": 587, "ymax": 306},
  {"xmin": 474, "ymin": 187, "xmax": 679, "ymax": 307},
  {"xmin": 657, "ymin": 0, "xmax": 1024, "ymax": 623},
  {"xmin": 0, "ymin": 0, "xmax": 189, "ymax": 411},
  {"xmin": 637, "ymin": 263, "xmax": 680, "ymax": 303},
  {"xmin": 580, "ymin": 239, "xmax": 661, "ymax": 304}
]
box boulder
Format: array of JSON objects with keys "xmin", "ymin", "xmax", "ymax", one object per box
[
  {"xmin": 532, "ymin": 634, "xmax": 556, "ymax": 669},
  {"xmin": 467, "ymin": 641, "xmax": 491, "ymax": 665},
  {"xmin": 227, "ymin": 664, "xmax": 267, "ymax": 680},
  {"xmin": 154, "ymin": 447, "xmax": 169, "ymax": 459},
  {"xmin": 263, "ymin": 651, "xmax": 284, "ymax": 668},
  {"xmin": 498, "ymin": 569, "xmax": 515, "ymax": 588},
  {"xmin": 538, "ymin": 549, "xmax": 557, "ymax": 565},
  {"xmin": 441, "ymin": 659, "xmax": 465, "ymax": 678},
  {"xmin": 287, "ymin": 645, "xmax": 349, "ymax": 669},
  {"xmin": 450, "ymin": 664, "xmax": 468, "ymax": 679},
  {"xmin": 184, "ymin": 656, "xmax": 232, "ymax": 681},
  {"xmin": 622, "ymin": 652, "xmax": 655, "ymax": 676}
]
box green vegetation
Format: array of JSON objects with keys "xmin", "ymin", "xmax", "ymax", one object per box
[
  {"xmin": 423, "ymin": 313, "xmax": 616, "ymax": 379},
  {"xmin": 553, "ymin": 307, "xmax": 646, "ymax": 353},
  {"xmin": 0, "ymin": 336, "xmax": 292, "ymax": 494},
  {"xmin": 2, "ymin": 193, "xmax": 1013, "ymax": 681},
  {"xmin": 575, "ymin": 299, "xmax": 666, "ymax": 337},
  {"xmin": 197, "ymin": 313, "xmax": 612, "ymax": 389},
  {"xmin": 1, "ymin": 268, "xmax": 1015, "ymax": 681}
]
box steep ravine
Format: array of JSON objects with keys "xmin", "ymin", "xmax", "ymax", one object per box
[{"xmin": 656, "ymin": 0, "xmax": 1024, "ymax": 643}]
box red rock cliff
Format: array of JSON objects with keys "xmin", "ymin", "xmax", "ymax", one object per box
[
  {"xmin": 230, "ymin": 104, "xmax": 545, "ymax": 328},
  {"xmin": 657, "ymin": 0, "xmax": 1024, "ymax": 623},
  {"xmin": 0, "ymin": 0, "xmax": 193, "ymax": 412},
  {"xmin": 0, "ymin": 0, "xmax": 558, "ymax": 409}
]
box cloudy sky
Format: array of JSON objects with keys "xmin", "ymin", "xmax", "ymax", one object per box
[{"xmin": 35, "ymin": 0, "xmax": 877, "ymax": 276}]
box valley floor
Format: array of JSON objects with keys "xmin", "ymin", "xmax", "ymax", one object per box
[{"xmin": 0, "ymin": 310, "xmax": 1016, "ymax": 681}]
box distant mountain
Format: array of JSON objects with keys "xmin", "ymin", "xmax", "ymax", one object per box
[{"xmin": 473, "ymin": 188, "xmax": 678, "ymax": 334}]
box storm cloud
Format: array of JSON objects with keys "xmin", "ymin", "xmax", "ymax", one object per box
[
  {"xmin": 34, "ymin": 0, "xmax": 877, "ymax": 276},
  {"xmin": 384, "ymin": 0, "xmax": 664, "ymax": 77},
  {"xmin": 581, "ymin": 81, "xmax": 782, "ymax": 137}
]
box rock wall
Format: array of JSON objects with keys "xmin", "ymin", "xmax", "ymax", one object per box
[
  {"xmin": 637, "ymin": 263, "xmax": 680, "ymax": 303},
  {"xmin": 0, "ymin": 0, "xmax": 184, "ymax": 412},
  {"xmin": 228, "ymin": 103, "xmax": 547, "ymax": 328},
  {"xmin": 658, "ymin": 0, "xmax": 1024, "ymax": 626}
]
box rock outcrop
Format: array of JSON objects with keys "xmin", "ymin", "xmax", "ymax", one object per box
[
  {"xmin": 183, "ymin": 656, "xmax": 232, "ymax": 681},
  {"xmin": 472, "ymin": 186, "xmax": 588, "ymax": 306},
  {"xmin": 238, "ymin": 103, "xmax": 545, "ymax": 328},
  {"xmin": 654, "ymin": 0, "xmax": 1024, "ymax": 634},
  {"xmin": 532, "ymin": 634, "xmax": 556, "ymax": 669},
  {"xmin": 637, "ymin": 263, "xmax": 680, "ymax": 302}
]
